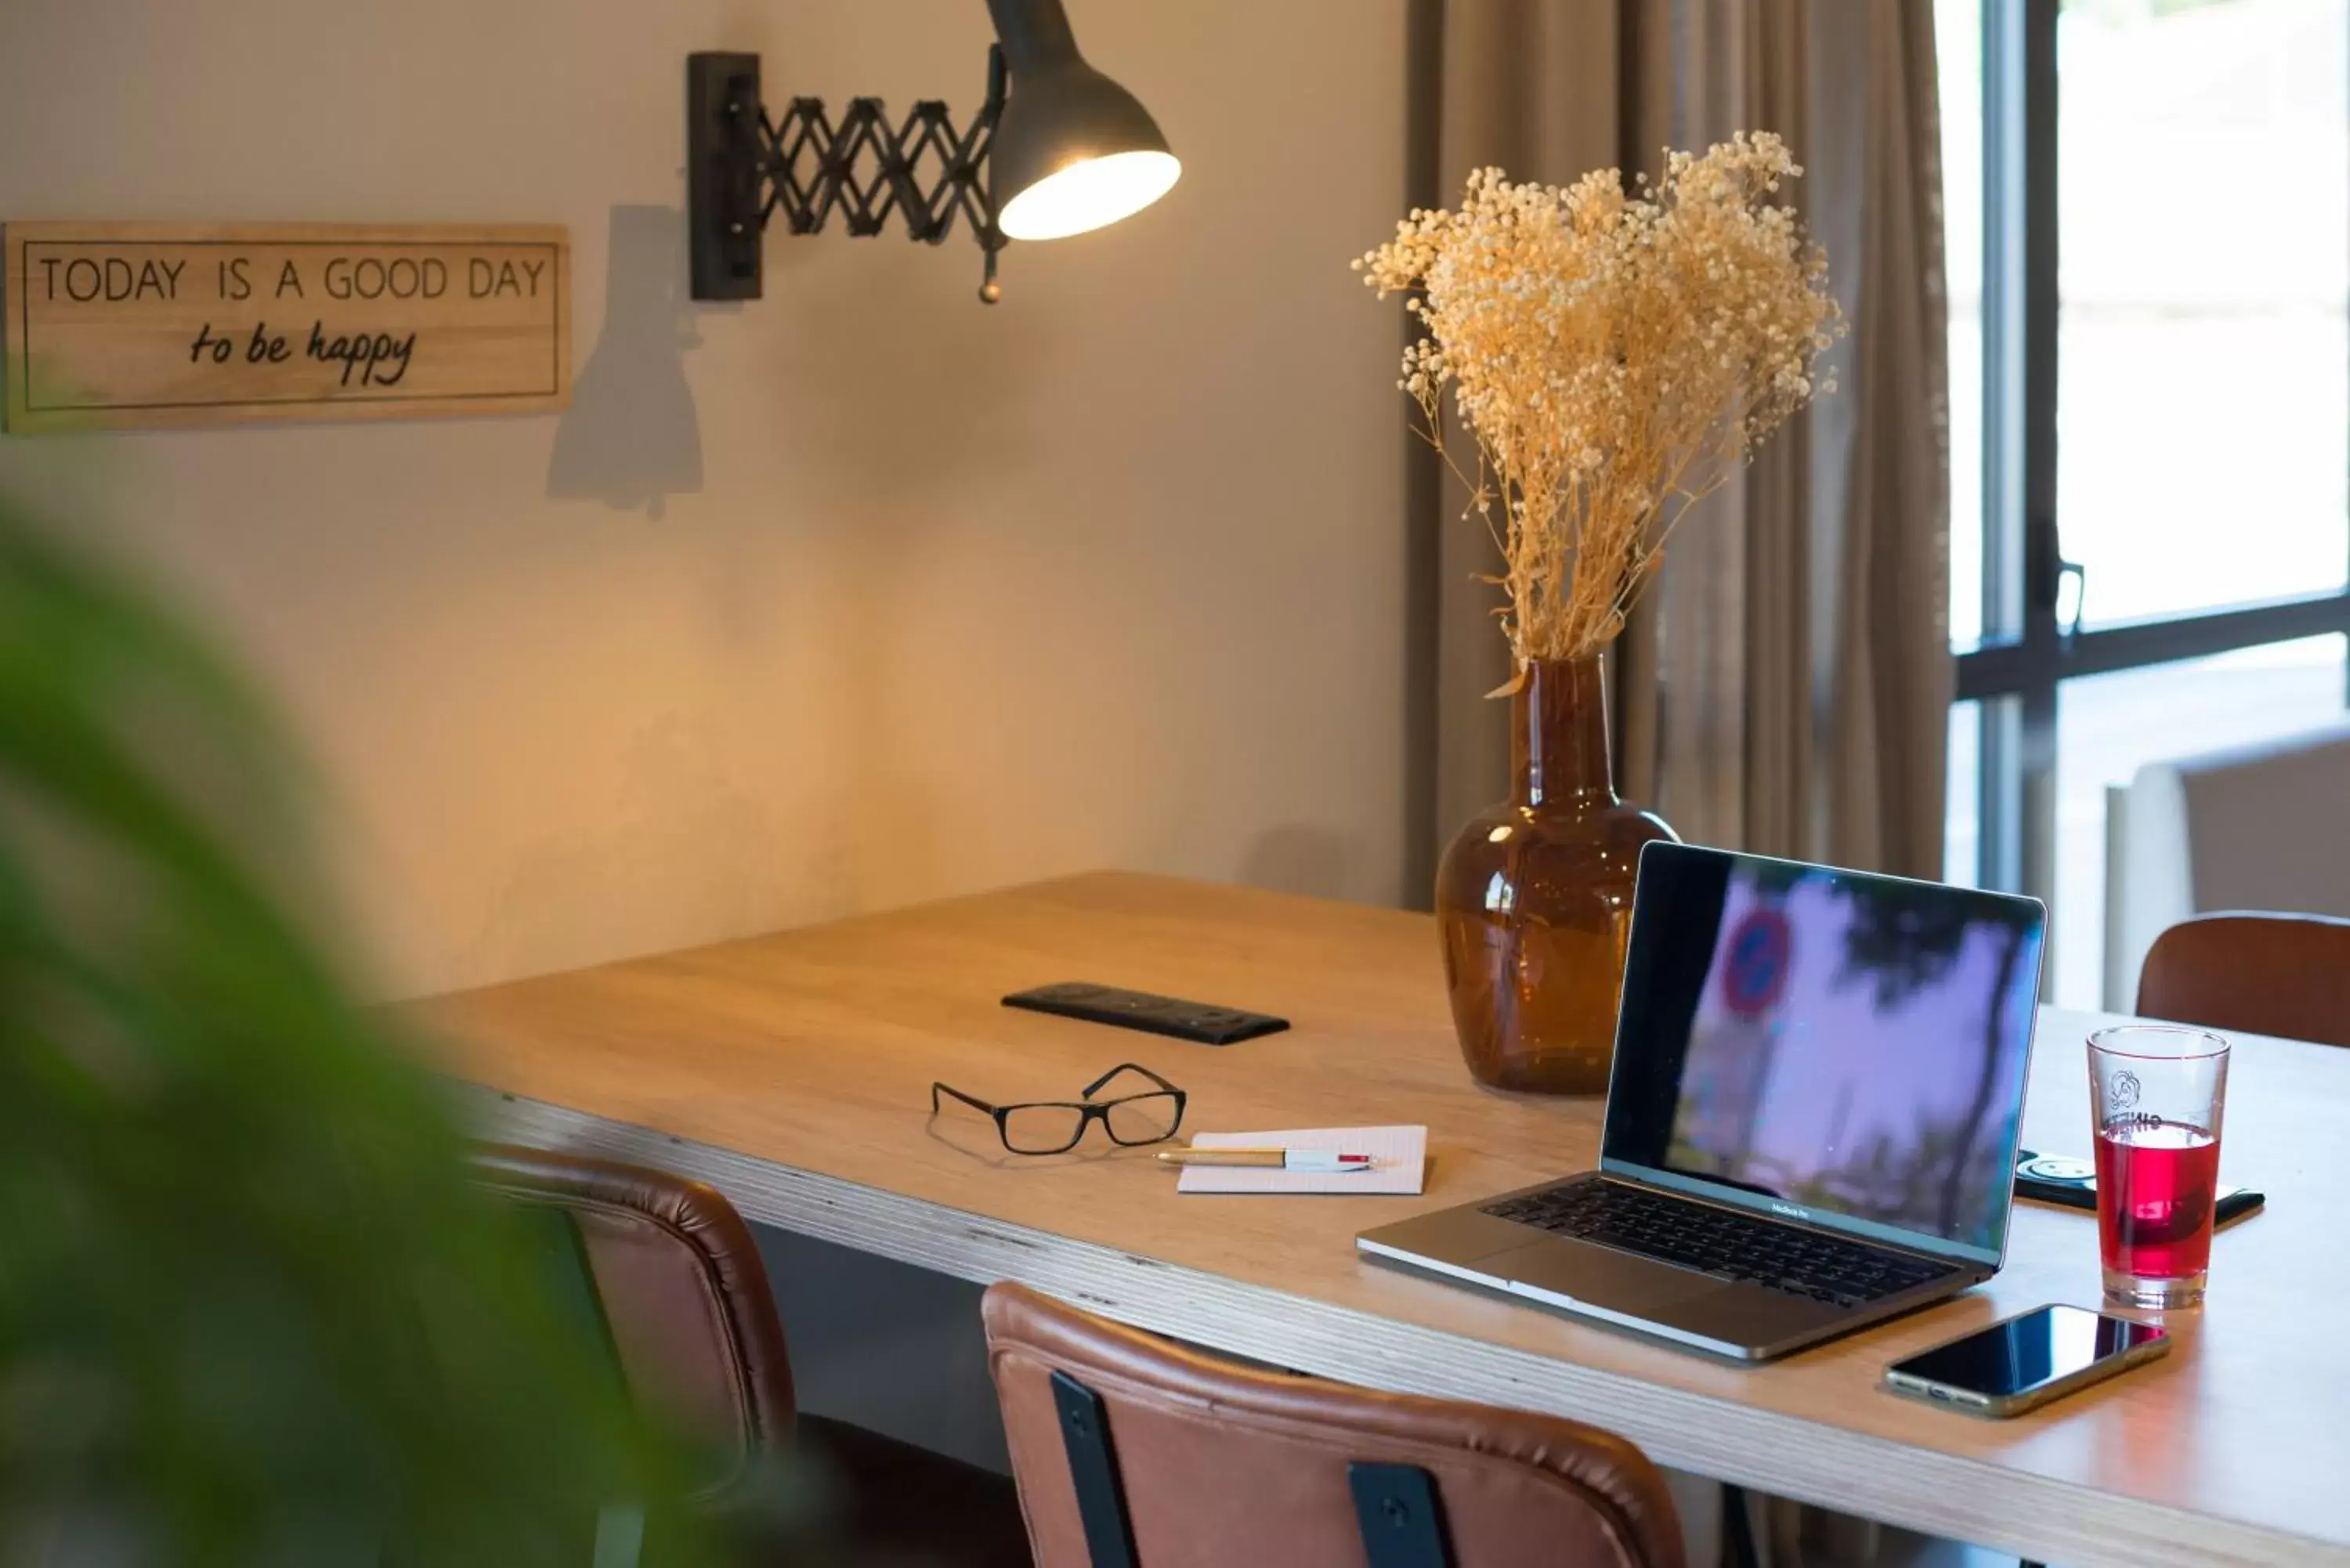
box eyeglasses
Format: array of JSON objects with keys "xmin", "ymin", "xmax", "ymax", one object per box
[{"xmin": 929, "ymin": 1063, "xmax": 1188, "ymax": 1155}]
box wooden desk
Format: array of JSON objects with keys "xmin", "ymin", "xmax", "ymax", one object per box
[{"xmin": 410, "ymin": 873, "xmax": 2350, "ymax": 1568}]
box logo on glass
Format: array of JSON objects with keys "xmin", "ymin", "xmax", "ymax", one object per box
[{"xmin": 2111, "ymin": 1068, "xmax": 2142, "ymax": 1111}]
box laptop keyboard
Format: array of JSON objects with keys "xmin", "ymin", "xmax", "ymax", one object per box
[{"xmin": 1483, "ymin": 1180, "xmax": 1958, "ymax": 1307}]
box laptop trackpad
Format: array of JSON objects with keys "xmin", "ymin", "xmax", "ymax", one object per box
[{"xmin": 1481, "ymin": 1237, "xmax": 1720, "ymax": 1313}]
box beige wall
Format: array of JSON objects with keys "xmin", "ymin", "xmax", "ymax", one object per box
[{"xmin": 0, "ymin": 0, "xmax": 1411, "ymax": 997}]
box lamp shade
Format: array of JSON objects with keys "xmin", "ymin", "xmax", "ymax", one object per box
[{"xmin": 985, "ymin": 0, "xmax": 1180, "ymax": 242}]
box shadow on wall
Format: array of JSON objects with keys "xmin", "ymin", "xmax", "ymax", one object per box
[{"xmin": 548, "ymin": 204, "xmax": 703, "ymax": 518}]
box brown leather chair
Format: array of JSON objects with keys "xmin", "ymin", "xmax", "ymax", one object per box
[
  {"xmin": 982, "ymin": 1281, "xmax": 1684, "ymax": 1568},
  {"xmin": 2135, "ymin": 912, "xmax": 2350, "ymax": 1048},
  {"xmin": 474, "ymin": 1144, "xmax": 1031, "ymax": 1566}
]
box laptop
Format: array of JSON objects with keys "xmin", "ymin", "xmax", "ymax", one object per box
[{"xmin": 1359, "ymin": 842, "xmax": 2048, "ymax": 1361}]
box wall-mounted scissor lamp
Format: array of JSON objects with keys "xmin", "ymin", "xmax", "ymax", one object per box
[{"xmin": 686, "ymin": 0, "xmax": 1179, "ymax": 305}]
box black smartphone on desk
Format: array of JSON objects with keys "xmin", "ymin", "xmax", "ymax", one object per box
[
  {"xmin": 1884, "ymin": 1304, "xmax": 2170, "ymax": 1418},
  {"xmin": 1002, "ymin": 981, "xmax": 1289, "ymax": 1045},
  {"xmin": 2015, "ymin": 1149, "xmax": 2265, "ymax": 1227}
]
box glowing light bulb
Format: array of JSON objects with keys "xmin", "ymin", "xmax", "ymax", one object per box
[{"xmin": 997, "ymin": 150, "xmax": 1181, "ymax": 241}]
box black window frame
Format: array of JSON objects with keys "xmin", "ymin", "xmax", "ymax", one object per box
[{"xmin": 1952, "ymin": 0, "xmax": 2350, "ymax": 909}]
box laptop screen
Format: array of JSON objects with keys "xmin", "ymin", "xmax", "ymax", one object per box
[{"xmin": 1603, "ymin": 844, "xmax": 2047, "ymax": 1264}]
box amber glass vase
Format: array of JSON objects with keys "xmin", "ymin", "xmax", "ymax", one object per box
[{"xmin": 1434, "ymin": 655, "xmax": 1677, "ymax": 1094}]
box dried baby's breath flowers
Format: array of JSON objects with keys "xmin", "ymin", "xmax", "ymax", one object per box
[{"xmin": 1357, "ymin": 133, "xmax": 1842, "ymax": 671}]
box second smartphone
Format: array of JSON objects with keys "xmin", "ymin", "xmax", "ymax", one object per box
[{"xmin": 1883, "ymin": 1303, "xmax": 2170, "ymax": 1418}]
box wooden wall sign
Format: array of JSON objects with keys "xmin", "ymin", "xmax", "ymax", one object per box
[{"xmin": 2, "ymin": 222, "xmax": 569, "ymax": 432}]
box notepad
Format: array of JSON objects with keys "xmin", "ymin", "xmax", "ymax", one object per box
[{"xmin": 1174, "ymin": 1125, "xmax": 1427, "ymax": 1196}]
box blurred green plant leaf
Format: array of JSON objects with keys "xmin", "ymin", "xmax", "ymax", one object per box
[{"xmin": 0, "ymin": 492, "xmax": 728, "ymax": 1567}]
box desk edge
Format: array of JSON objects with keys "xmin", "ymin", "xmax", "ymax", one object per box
[{"xmin": 468, "ymin": 1084, "xmax": 2345, "ymax": 1568}]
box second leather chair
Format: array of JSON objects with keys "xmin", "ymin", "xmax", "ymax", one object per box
[
  {"xmin": 2135, "ymin": 911, "xmax": 2350, "ymax": 1049},
  {"xmin": 982, "ymin": 1280, "xmax": 1685, "ymax": 1568}
]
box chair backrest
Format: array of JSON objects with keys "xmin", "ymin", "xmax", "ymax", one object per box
[
  {"xmin": 471, "ymin": 1143, "xmax": 795, "ymax": 1497},
  {"xmin": 2135, "ymin": 912, "xmax": 2350, "ymax": 1048},
  {"xmin": 981, "ymin": 1281, "xmax": 1684, "ymax": 1568},
  {"xmin": 2103, "ymin": 721, "xmax": 2350, "ymax": 1009}
]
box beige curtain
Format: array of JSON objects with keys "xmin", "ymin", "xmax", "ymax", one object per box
[
  {"xmin": 1424, "ymin": 0, "xmax": 1629, "ymax": 849},
  {"xmin": 1416, "ymin": 5, "xmax": 1953, "ymax": 1565},
  {"xmin": 1421, "ymin": 0, "xmax": 1952, "ymax": 889}
]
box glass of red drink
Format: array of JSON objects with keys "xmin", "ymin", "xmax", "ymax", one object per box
[{"xmin": 2088, "ymin": 1024, "xmax": 2231, "ymax": 1310}]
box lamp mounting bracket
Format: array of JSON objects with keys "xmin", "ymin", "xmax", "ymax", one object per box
[{"xmin": 686, "ymin": 49, "xmax": 1008, "ymax": 305}]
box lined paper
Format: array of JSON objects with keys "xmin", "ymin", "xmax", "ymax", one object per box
[{"xmin": 1175, "ymin": 1125, "xmax": 1427, "ymax": 1196}]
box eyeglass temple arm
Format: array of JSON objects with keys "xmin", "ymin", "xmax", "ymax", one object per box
[
  {"xmin": 931, "ymin": 1082, "xmax": 999, "ymax": 1116},
  {"xmin": 1080, "ymin": 1062, "xmax": 1177, "ymax": 1099}
]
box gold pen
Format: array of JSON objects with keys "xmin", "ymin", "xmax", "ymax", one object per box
[{"xmin": 1155, "ymin": 1147, "xmax": 1374, "ymax": 1172}]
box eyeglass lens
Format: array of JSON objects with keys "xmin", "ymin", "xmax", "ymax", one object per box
[{"xmin": 1103, "ymin": 1093, "xmax": 1182, "ymax": 1145}]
